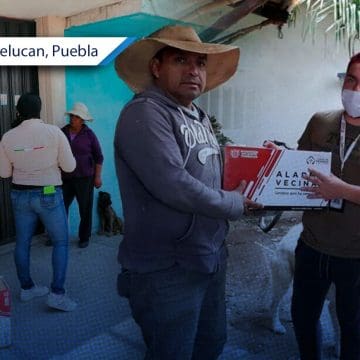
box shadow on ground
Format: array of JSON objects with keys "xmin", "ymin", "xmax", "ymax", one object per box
[
  {"xmin": 226, "ymin": 211, "xmax": 338, "ymax": 360},
  {"xmin": 0, "ymin": 211, "xmax": 339, "ymax": 359}
]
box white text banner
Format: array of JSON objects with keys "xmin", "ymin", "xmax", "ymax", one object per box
[{"xmin": 0, "ymin": 37, "xmax": 136, "ymax": 66}]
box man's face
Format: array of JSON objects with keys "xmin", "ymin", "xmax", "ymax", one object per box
[
  {"xmin": 343, "ymin": 62, "xmax": 360, "ymax": 92},
  {"xmin": 150, "ymin": 48, "xmax": 207, "ymax": 108}
]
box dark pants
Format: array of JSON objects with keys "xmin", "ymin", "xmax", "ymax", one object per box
[
  {"xmin": 122, "ymin": 263, "xmax": 227, "ymax": 360},
  {"xmin": 62, "ymin": 177, "xmax": 94, "ymax": 243},
  {"xmin": 291, "ymin": 240, "xmax": 360, "ymax": 360}
]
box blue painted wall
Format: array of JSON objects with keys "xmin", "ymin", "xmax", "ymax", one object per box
[{"xmin": 64, "ymin": 13, "xmax": 194, "ymax": 236}]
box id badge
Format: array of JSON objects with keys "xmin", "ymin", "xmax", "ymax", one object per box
[{"xmin": 329, "ymin": 198, "xmax": 344, "ymax": 212}]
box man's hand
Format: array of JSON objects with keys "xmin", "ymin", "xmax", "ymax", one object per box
[
  {"xmin": 94, "ymin": 164, "xmax": 103, "ymax": 189},
  {"xmin": 262, "ymin": 140, "xmax": 280, "ymax": 150},
  {"xmin": 236, "ymin": 180, "xmax": 263, "ymax": 213},
  {"xmin": 301, "ymin": 168, "xmax": 346, "ymax": 200}
]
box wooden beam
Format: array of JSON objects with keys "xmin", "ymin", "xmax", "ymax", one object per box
[
  {"xmin": 215, "ymin": 19, "xmax": 274, "ymax": 44},
  {"xmin": 246, "ymin": 2, "xmax": 289, "ymax": 22},
  {"xmin": 181, "ymin": 0, "xmax": 242, "ymax": 21},
  {"xmin": 199, "ymin": 0, "xmax": 268, "ymax": 41}
]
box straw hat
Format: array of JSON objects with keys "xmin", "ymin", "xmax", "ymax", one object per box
[
  {"xmin": 65, "ymin": 102, "xmax": 93, "ymax": 121},
  {"xmin": 115, "ymin": 25, "xmax": 240, "ymax": 93}
]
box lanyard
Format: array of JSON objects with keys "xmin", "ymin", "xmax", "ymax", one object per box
[{"xmin": 339, "ymin": 115, "xmax": 360, "ymax": 175}]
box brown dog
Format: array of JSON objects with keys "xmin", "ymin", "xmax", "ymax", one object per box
[{"xmin": 97, "ymin": 191, "xmax": 123, "ymax": 236}]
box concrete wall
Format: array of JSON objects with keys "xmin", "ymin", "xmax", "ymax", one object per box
[
  {"xmin": 198, "ymin": 13, "xmax": 349, "ymax": 148},
  {"xmin": 141, "ymin": 1, "xmax": 349, "ymax": 147},
  {"xmin": 36, "ymin": 3, "xmax": 351, "ymax": 237},
  {"xmin": 61, "ymin": 2, "xmax": 351, "ymax": 152}
]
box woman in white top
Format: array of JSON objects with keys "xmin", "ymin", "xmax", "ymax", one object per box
[{"xmin": 0, "ymin": 93, "xmax": 77, "ymax": 312}]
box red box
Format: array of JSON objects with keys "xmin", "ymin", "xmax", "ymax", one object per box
[
  {"xmin": 0, "ymin": 277, "xmax": 11, "ymax": 348},
  {"xmin": 223, "ymin": 146, "xmax": 331, "ymax": 210}
]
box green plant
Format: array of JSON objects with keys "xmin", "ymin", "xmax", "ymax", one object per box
[
  {"xmin": 209, "ymin": 115, "xmax": 233, "ymax": 146},
  {"xmin": 298, "ymin": 0, "xmax": 360, "ymax": 54}
]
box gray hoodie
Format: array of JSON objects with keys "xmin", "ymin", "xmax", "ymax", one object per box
[{"xmin": 114, "ymin": 86, "xmax": 244, "ymax": 273}]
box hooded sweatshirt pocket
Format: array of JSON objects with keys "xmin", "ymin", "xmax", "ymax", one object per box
[
  {"xmin": 177, "ymin": 215, "xmax": 196, "ymax": 243},
  {"xmin": 176, "ymin": 215, "xmax": 226, "ymax": 255}
]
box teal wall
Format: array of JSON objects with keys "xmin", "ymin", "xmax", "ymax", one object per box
[{"xmin": 64, "ymin": 13, "xmax": 194, "ymax": 236}]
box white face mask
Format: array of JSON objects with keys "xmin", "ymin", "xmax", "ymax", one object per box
[{"xmin": 342, "ymin": 89, "xmax": 360, "ymax": 118}]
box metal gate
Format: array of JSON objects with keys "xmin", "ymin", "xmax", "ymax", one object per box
[{"xmin": 0, "ymin": 18, "xmax": 39, "ymax": 245}]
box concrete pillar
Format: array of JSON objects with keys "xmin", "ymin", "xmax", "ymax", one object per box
[
  {"xmin": 36, "ymin": 16, "xmax": 66, "ymax": 126},
  {"xmin": 36, "ymin": 2, "xmax": 143, "ymax": 126}
]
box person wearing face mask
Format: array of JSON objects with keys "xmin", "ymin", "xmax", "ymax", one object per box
[{"xmin": 288, "ymin": 53, "xmax": 360, "ymax": 359}]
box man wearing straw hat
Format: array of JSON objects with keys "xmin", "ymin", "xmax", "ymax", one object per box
[{"xmin": 114, "ymin": 25, "xmax": 260, "ymax": 359}]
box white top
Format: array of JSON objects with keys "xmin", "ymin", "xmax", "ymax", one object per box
[{"xmin": 0, "ymin": 118, "xmax": 76, "ymax": 185}]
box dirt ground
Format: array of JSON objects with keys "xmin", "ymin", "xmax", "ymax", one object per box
[{"xmin": 225, "ymin": 212, "xmax": 338, "ymax": 360}]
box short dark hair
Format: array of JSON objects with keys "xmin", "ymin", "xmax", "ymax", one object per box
[
  {"xmin": 347, "ymin": 53, "xmax": 360, "ymax": 72},
  {"xmin": 16, "ymin": 93, "xmax": 41, "ymax": 120}
]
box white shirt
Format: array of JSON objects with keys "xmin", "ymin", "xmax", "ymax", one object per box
[{"xmin": 0, "ymin": 118, "xmax": 76, "ymax": 185}]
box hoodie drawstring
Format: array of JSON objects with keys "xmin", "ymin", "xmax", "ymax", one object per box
[{"xmin": 178, "ymin": 107, "xmax": 192, "ymax": 169}]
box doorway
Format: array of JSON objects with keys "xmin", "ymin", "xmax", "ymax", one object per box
[{"xmin": 0, "ymin": 18, "xmax": 39, "ymax": 245}]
